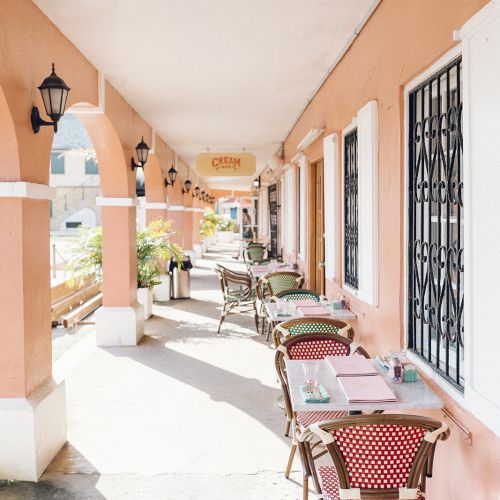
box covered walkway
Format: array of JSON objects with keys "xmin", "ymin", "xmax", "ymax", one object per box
[
  {"xmin": 1, "ymin": 1, "xmax": 500, "ymax": 498},
  {"xmin": 0, "ymin": 247, "xmax": 301, "ymax": 499}
]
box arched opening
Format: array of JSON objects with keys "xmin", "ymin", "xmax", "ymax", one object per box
[
  {"xmin": 47, "ymin": 102, "xmax": 143, "ymax": 346},
  {"xmin": 48, "ymin": 112, "xmax": 103, "ymax": 336}
]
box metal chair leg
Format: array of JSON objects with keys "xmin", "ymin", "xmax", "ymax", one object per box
[
  {"xmin": 285, "ymin": 442, "xmax": 297, "ymax": 479},
  {"xmin": 284, "ymin": 419, "xmax": 291, "ymax": 437},
  {"xmin": 253, "ymin": 302, "xmax": 259, "ymax": 333},
  {"xmin": 266, "ymin": 321, "xmax": 272, "ymax": 342},
  {"xmin": 302, "ymin": 474, "xmax": 309, "ymax": 500},
  {"xmin": 217, "ymin": 305, "xmax": 226, "ymax": 334}
]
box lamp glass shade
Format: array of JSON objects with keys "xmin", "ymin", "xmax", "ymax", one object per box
[
  {"xmin": 38, "ymin": 64, "xmax": 70, "ymax": 121},
  {"xmin": 194, "ymin": 186, "xmax": 200, "ymax": 196},
  {"xmin": 135, "ymin": 137, "xmax": 150, "ymax": 165},
  {"xmin": 184, "ymin": 178, "xmax": 192, "ymax": 192},
  {"xmin": 168, "ymin": 165, "xmax": 177, "ymax": 185}
]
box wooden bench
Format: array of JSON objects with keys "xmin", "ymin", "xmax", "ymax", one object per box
[{"xmin": 51, "ymin": 276, "xmax": 102, "ymax": 327}]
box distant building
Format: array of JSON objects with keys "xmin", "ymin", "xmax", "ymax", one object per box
[{"xmin": 50, "ymin": 114, "xmax": 101, "ymax": 231}]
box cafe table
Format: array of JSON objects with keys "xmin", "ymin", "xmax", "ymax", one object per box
[
  {"xmin": 249, "ymin": 263, "xmax": 297, "ymax": 280},
  {"xmin": 285, "ymin": 358, "xmax": 443, "ymax": 414},
  {"xmin": 265, "ymin": 301, "xmax": 356, "ymax": 324}
]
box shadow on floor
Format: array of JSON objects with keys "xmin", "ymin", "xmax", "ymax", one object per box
[
  {"xmin": 104, "ymin": 335, "xmax": 288, "ymax": 444},
  {"xmin": 150, "ymin": 297, "xmax": 273, "ymax": 351},
  {"xmin": 0, "ymin": 445, "xmax": 104, "ymax": 500}
]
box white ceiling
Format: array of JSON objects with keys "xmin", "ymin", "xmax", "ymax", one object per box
[{"xmin": 35, "ymin": 0, "xmax": 378, "ymax": 188}]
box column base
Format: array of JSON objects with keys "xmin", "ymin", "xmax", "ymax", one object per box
[
  {"xmin": 95, "ymin": 303, "xmax": 144, "ymax": 346},
  {"xmin": 193, "ymin": 244, "xmax": 202, "ymax": 259},
  {"xmin": 0, "ymin": 378, "xmax": 67, "ymax": 481}
]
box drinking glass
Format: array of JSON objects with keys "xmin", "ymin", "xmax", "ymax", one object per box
[{"xmin": 302, "ymin": 361, "xmax": 320, "ymax": 385}]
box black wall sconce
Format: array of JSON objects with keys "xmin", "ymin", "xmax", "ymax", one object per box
[
  {"xmin": 200, "ymin": 190, "xmax": 206, "ymax": 201},
  {"xmin": 164, "ymin": 165, "xmax": 177, "ymax": 187},
  {"xmin": 253, "ymin": 176, "xmax": 261, "ymax": 189},
  {"xmin": 193, "ymin": 185, "xmax": 201, "ymax": 198},
  {"xmin": 31, "ymin": 63, "xmax": 70, "ymax": 134},
  {"xmin": 184, "ymin": 178, "xmax": 192, "ymax": 193},
  {"xmin": 131, "ymin": 137, "xmax": 150, "ymax": 170}
]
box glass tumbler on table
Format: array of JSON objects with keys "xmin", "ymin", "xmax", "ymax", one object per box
[{"xmin": 302, "ymin": 361, "xmax": 320, "ymax": 395}]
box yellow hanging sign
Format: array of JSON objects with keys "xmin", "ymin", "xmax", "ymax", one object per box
[{"xmin": 196, "ymin": 153, "xmax": 256, "ymax": 176}]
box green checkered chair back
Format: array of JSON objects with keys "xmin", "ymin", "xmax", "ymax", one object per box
[
  {"xmin": 273, "ymin": 317, "xmax": 354, "ymax": 347},
  {"xmin": 245, "ymin": 245, "xmax": 267, "ymax": 264},
  {"xmin": 263, "ymin": 271, "xmax": 303, "ymax": 296},
  {"xmin": 288, "ymin": 321, "xmax": 340, "ymax": 336},
  {"xmin": 275, "ymin": 289, "xmax": 322, "ymax": 302}
]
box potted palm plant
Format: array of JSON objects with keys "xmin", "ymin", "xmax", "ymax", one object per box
[
  {"xmin": 137, "ymin": 219, "xmax": 183, "ymax": 317},
  {"xmin": 66, "ymin": 220, "xmax": 183, "ymax": 320},
  {"xmin": 66, "ymin": 226, "xmax": 103, "ymax": 287}
]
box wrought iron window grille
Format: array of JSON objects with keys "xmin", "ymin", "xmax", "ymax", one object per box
[
  {"xmin": 407, "ymin": 56, "xmax": 464, "ymax": 391},
  {"xmin": 344, "ymin": 129, "xmax": 359, "ymax": 290}
]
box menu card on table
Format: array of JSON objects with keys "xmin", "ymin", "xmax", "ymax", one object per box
[
  {"xmin": 338, "ymin": 375, "xmax": 397, "ymax": 403},
  {"xmin": 325, "ymin": 355, "xmax": 378, "ymax": 377},
  {"xmin": 290, "ymin": 299, "xmax": 320, "ymax": 308},
  {"xmin": 298, "ymin": 306, "xmax": 330, "ymax": 316},
  {"xmin": 252, "ymin": 265, "xmax": 268, "ymax": 272}
]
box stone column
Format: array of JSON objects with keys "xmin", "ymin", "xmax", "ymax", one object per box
[
  {"xmin": 192, "ymin": 197, "xmax": 203, "ymax": 258},
  {"xmin": 0, "ymin": 182, "xmax": 66, "ymax": 481},
  {"xmin": 95, "ymin": 197, "xmax": 144, "ymax": 346},
  {"xmin": 182, "ymin": 191, "xmax": 193, "ymax": 253}
]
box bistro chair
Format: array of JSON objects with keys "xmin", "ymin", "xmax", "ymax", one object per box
[
  {"xmin": 270, "ymin": 288, "xmax": 325, "ymax": 303},
  {"xmin": 259, "ymin": 271, "xmax": 304, "ymax": 296},
  {"xmin": 299, "ymin": 413, "xmax": 449, "ymax": 500},
  {"xmin": 214, "ymin": 265, "xmax": 258, "ymax": 334},
  {"xmin": 255, "ymin": 277, "xmax": 271, "ymax": 335},
  {"xmin": 275, "ymin": 333, "xmax": 371, "ymax": 498},
  {"xmin": 263, "ymin": 289, "xmax": 327, "ymax": 341},
  {"xmin": 273, "ymin": 317, "xmax": 354, "ymax": 348},
  {"xmin": 243, "ymin": 244, "xmax": 269, "ymax": 265}
]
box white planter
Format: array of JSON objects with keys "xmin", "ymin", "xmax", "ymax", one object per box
[
  {"xmin": 217, "ymin": 231, "xmax": 234, "ymax": 243},
  {"xmin": 206, "ymin": 235, "xmax": 216, "ymax": 246},
  {"xmin": 137, "ymin": 287, "xmax": 153, "ymax": 319},
  {"xmin": 153, "ymin": 274, "xmax": 171, "ymax": 302}
]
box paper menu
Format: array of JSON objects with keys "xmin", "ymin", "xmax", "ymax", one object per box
[
  {"xmin": 289, "ymin": 299, "xmax": 321, "ymax": 308},
  {"xmin": 325, "ymin": 355, "xmax": 378, "ymax": 377},
  {"xmin": 338, "ymin": 375, "xmax": 397, "ymax": 403},
  {"xmin": 298, "ymin": 306, "xmax": 330, "ymax": 316}
]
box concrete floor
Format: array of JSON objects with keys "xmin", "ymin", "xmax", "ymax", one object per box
[{"xmin": 0, "ymin": 246, "xmax": 305, "ymax": 499}]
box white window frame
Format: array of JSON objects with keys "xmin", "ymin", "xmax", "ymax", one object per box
[
  {"xmin": 341, "ymin": 100, "xmax": 378, "ymax": 306},
  {"xmin": 298, "ymin": 154, "xmax": 307, "ymax": 262},
  {"xmin": 282, "ymin": 165, "xmax": 295, "ymax": 254},
  {"xmin": 403, "ymin": 3, "xmax": 500, "ymax": 438},
  {"xmin": 403, "ymin": 45, "xmax": 465, "ymax": 407},
  {"xmin": 323, "ymin": 133, "xmax": 338, "ymax": 281},
  {"xmin": 279, "ymin": 171, "xmax": 285, "ymax": 255}
]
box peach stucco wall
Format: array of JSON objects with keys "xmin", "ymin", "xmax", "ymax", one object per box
[
  {"xmin": 0, "ymin": 1, "xmax": 196, "ymax": 397},
  {"xmin": 282, "ymin": 1, "xmax": 499, "ymax": 498}
]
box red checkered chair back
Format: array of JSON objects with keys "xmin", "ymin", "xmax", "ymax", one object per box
[
  {"xmin": 333, "ymin": 424, "xmax": 426, "ymax": 489},
  {"xmin": 287, "ymin": 337, "xmax": 350, "ymax": 359},
  {"xmin": 304, "ymin": 414, "xmax": 449, "ymax": 499}
]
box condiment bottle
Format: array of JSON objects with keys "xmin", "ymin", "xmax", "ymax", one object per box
[
  {"xmin": 389, "ymin": 356, "xmax": 403, "ymax": 384},
  {"xmin": 340, "ymin": 295, "xmax": 347, "ymax": 309}
]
